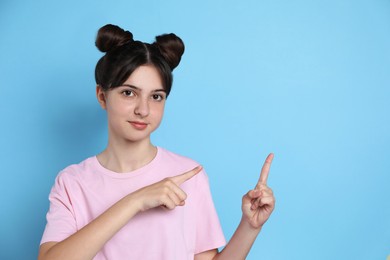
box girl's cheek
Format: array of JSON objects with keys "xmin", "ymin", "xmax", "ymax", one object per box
[{"xmin": 151, "ymin": 102, "xmax": 165, "ymax": 112}]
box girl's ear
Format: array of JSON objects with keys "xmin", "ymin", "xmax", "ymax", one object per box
[{"xmin": 96, "ymin": 85, "xmax": 107, "ymax": 109}]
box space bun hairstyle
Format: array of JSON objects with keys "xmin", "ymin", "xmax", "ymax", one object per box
[{"xmin": 95, "ymin": 24, "xmax": 184, "ymax": 96}]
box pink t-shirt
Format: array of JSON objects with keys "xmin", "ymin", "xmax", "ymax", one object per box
[{"xmin": 41, "ymin": 147, "xmax": 226, "ymax": 259}]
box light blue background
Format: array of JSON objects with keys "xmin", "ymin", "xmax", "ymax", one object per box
[{"xmin": 1, "ymin": 0, "xmax": 389, "ymax": 259}]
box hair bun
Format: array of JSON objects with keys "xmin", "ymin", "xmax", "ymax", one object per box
[
  {"xmin": 154, "ymin": 33, "xmax": 185, "ymax": 70},
  {"xmin": 95, "ymin": 24, "xmax": 133, "ymax": 52}
]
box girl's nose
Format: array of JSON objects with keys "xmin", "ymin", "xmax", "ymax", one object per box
[{"xmin": 134, "ymin": 98, "xmax": 149, "ymax": 118}]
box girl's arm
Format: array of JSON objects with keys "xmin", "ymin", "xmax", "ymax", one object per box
[
  {"xmin": 195, "ymin": 153, "xmax": 275, "ymax": 260},
  {"xmin": 38, "ymin": 166, "xmax": 202, "ymax": 260}
]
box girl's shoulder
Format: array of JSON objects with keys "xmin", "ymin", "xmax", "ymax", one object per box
[
  {"xmin": 157, "ymin": 147, "xmax": 200, "ymax": 168},
  {"xmin": 54, "ymin": 156, "xmax": 97, "ymax": 182}
]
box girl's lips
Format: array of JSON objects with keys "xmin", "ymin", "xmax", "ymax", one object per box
[{"xmin": 129, "ymin": 121, "xmax": 148, "ymax": 130}]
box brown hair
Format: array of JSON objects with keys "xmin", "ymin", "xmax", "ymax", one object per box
[{"xmin": 94, "ymin": 24, "xmax": 185, "ymax": 96}]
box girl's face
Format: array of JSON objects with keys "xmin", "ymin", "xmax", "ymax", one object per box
[{"xmin": 97, "ymin": 65, "xmax": 166, "ymax": 144}]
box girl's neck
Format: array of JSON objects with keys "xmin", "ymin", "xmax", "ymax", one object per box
[{"xmin": 97, "ymin": 138, "xmax": 157, "ymax": 173}]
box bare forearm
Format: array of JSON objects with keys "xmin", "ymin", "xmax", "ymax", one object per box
[
  {"xmin": 39, "ymin": 194, "xmax": 141, "ymax": 260},
  {"xmin": 214, "ymin": 217, "xmax": 262, "ymax": 260},
  {"xmin": 197, "ymin": 154, "xmax": 275, "ymax": 260}
]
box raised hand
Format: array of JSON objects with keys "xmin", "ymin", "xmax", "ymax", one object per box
[
  {"xmin": 132, "ymin": 166, "xmax": 203, "ymax": 212},
  {"xmin": 242, "ymin": 153, "xmax": 275, "ymax": 229}
]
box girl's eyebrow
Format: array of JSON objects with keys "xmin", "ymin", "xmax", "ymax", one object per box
[
  {"xmin": 121, "ymin": 84, "xmax": 166, "ymax": 93},
  {"xmin": 153, "ymin": 89, "xmax": 166, "ymax": 93}
]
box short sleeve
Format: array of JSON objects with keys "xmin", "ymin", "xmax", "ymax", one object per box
[
  {"xmin": 40, "ymin": 172, "xmax": 77, "ymax": 244},
  {"xmin": 194, "ymin": 170, "xmax": 226, "ymax": 254}
]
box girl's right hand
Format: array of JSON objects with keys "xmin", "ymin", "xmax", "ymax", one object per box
[{"xmin": 132, "ymin": 166, "xmax": 203, "ymax": 212}]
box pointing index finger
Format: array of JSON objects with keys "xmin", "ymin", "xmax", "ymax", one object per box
[
  {"xmin": 172, "ymin": 165, "xmax": 203, "ymax": 185},
  {"xmin": 258, "ymin": 153, "xmax": 274, "ymax": 185}
]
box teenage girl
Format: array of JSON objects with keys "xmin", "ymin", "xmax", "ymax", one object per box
[{"xmin": 38, "ymin": 24, "xmax": 275, "ymax": 260}]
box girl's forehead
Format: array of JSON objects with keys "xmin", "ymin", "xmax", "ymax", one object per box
[{"xmin": 123, "ymin": 65, "xmax": 164, "ymax": 90}]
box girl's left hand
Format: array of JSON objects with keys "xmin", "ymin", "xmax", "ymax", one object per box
[{"xmin": 242, "ymin": 153, "xmax": 275, "ymax": 229}]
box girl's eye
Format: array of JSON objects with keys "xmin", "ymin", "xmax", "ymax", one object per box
[
  {"xmin": 152, "ymin": 94, "xmax": 164, "ymax": 101},
  {"xmin": 122, "ymin": 90, "xmax": 135, "ymax": 97}
]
